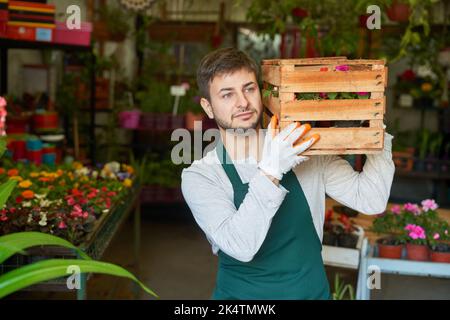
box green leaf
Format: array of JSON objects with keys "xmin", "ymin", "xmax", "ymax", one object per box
[
  {"xmin": 0, "ymin": 232, "xmax": 91, "ymax": 264},
  {"xmin": 0, "ymin": 259, "xmax": 158, "ymax": 299},
  {"xmin": 0, "ymin": 138, "xmax": 6, "ymax": 158},
  {"xmin": 0, "ymin": 179, "xmax": 17, "ymax": 209}
]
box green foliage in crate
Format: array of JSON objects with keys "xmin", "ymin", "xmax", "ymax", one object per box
[{"xmin": 0, "ymin": 232, "xmax": 158, "ymax": 299}]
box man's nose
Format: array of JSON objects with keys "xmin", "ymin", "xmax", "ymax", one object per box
[{"xmin": 236, "ymin": 91, "xmax": 249, "ymax": 109}]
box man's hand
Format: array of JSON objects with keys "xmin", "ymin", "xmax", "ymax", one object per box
[{"xmin": 258, "ymin": 115, "xmax": 320, "ymax": 182}]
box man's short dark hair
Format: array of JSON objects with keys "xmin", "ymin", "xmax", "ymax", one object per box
[{"xmin": 196, "ymin": 47, "xmax": 259, "ymax": 101}]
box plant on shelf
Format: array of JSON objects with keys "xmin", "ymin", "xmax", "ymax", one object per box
[
  {"xmin": 95, "ymin": 2, "xmax": 133, "ymax": 41},
  {"xmin": 372, "ymin": 199, "xmax": 450, "ymax": 262},
  {"xmin": 371, "ymin": 204, "xmax": 406, "ymax": 259}
]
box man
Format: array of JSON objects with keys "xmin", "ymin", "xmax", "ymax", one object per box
[{"xmin": 181, "ymin": 47, "xmax": 395, "ymax": 300}]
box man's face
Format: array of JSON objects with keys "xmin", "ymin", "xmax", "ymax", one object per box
[{"xmin": 200, "ymin": 68, "xmax": 262, "ymax": 131}]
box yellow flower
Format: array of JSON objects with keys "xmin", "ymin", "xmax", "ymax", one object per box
[
  {"xmin": 123, "ymin": 178, "xmax": 133, "ymax": 188},
  {"xmin": 72, "ymin": 161, "xmax": 83, "ymax": 170},
  {"xmin": 19, "ymin": 180, "xmax": 33, "ymax": 188},
  {"xmin": 30, "ymin": 172, "xmax": 40, "ymax": 178},
  {"xmin": 9, "ymin": 176, "xmax": 23, "ymax": 182},
  {"xmin": 421, "ymin": 83, "xmax": 432, "ymax": 92}
]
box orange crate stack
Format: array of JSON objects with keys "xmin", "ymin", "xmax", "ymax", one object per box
[{"xmin": 261, "ymin": 57, "xmax": 388, "ymax": 155}]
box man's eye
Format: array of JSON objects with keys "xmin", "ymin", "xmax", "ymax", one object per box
[
  {"xmin": 245, "ymin": 87, "xmax": 255, "ymax": 93},
  {"xmin": 223, "ymin": 93, "xmax": 233, "ymax": 99}
]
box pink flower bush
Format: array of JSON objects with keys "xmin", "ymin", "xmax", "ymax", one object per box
[
  {"xmin": 421, "ymin": 199, "xmax": 438, "ymax": 212},
  {"xmin": 390, "ymin": 204, "xmax": 402, "ymax": 214},
  {"xmin": 404, "ymin": 224, "xmax": 426, "ymax": 240},
  {"xmin": 403, "ymin": 202, "xmax": 421, "ymax": 215},
  {"xmin": 335, "ymin": 65, "xmax": 349, "ymax": 71}
]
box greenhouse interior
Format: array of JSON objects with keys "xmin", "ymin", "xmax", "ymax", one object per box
[{"xmin": 0, "ymin": 0, "xmax": 449, "ymax": 302}]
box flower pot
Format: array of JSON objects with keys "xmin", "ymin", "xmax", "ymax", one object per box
[
  {"xmin": 33, "ymin": 112, "xmax": 59, "ymax": 133},
  {"xmin": 406, "ymin": 243, "xmax": 430, "ymax": 261},
  {"xmin": 118, "ymin": 110, "xmax": 141, "ymax": 129},
  {"xmin": 337, "ymin": 233, "xmax": 358, "ymax": 249},
  {"xmin": 185, "ymin": 111, "xmax": 204, "ymax": 131},
  {"xmin": 377, "ymin": 238, "xmax": 404, "ymax": 259},
  {"xmin": 386, "ymin": 1, "xmax": 411, "ymax": 22},
  {"xmin": 430, "ymin": 243, "xmax": 450, "ymax": 263},
  {"xmin": 322, "ymin": 231, "xmax": 337, "ymax": 246}
]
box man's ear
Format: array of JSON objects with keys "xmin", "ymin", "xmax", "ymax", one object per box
[{"xmin": 200, "ymin": 98, "xmax": 214, "ymax": 119}]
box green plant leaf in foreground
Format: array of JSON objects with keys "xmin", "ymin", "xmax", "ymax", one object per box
[
  {"xmin": 0, "ymin": 179, "xmax": 17, "ymax": 209},
  {"xmin": 0, "ymin": 259, "xmax": 158, "ymax": 299},
  {"xmin": 0, "ymin": 232, "xmax": 91, "ymax": 264}
]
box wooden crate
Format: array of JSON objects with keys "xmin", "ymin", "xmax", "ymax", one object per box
[{"xmin": 261, "ymin": 57, "xmax": 388, "ymax": 155}]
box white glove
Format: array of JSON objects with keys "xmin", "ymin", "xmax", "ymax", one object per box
[{"xmin": 258, "ymin": 118, "xmax": 319, "ymax": 181}]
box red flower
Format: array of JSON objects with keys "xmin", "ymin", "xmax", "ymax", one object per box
[
  {"xmin": 16, "ymin": 196, "xmax": 23, "ymax": 204},
  {"xmin": 58, "ymin": 221, "xmax": 67, "ymax": 229},
  {"xmin": 107, "ymin": 191, "xmax": 116, "ymax": 197},
  {"xmin": 400, "ymin": 69, "xmax": 415, "ymax": 81},
  {"xmin": 0, "ymin": 215, "xmax": 8, "ymax": 221},
  {"xmin": 291, "ymin": 7, "xmax": 308, "ymax": 18},
  {"xmin": 325, "ymin": 209, "xmax": 333, "ymax": 221},
  {"xmin": 101, "ymin": 187, "xmax": 107, "ymax": 192},
  {"xmin": 71, "ymin": 188, "xmax": 83, "ymax": 197}
]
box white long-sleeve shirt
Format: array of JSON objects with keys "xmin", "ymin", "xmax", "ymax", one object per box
[{"xmin": 181, "ymin": 132, "xmax": 395, "ymax": 263}]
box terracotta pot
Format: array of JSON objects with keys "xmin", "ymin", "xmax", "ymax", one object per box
[
  {"xmin": 386, "ymin": 1, "xmax": 411, "ymax": 22},
  {"xmin": 377, "ymin": 239, "xmax": 404, "ymax": 259},
  {"xmin": 430, "ymin": 251, "xmax": 450, "ymax": 263},
  {"xmin": 430, "ymin": 243, "xmax": 450, "ymax": 263},
  {"xmin": 406, "ymin": 243, "xmax": 429, "ymax": 261}
]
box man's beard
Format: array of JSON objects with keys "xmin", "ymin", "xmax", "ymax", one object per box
[{"xmin": 214, "ymin": 107, "xmax": 261, "ymax": 134}]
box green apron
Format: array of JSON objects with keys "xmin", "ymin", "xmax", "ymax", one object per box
[{"xmin": 212, "ymin": 141, "xmax": 330, "ymax": 300}]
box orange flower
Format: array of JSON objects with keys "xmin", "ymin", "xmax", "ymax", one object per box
[
  {"xmin": 7, "ymin": 169, "xmax": 19, "ymax": 177},
  {"xmin": 0, "ymin": 168, "xmax": 5, "ymax": 175},
  {"xmin": 39, "ymin": 177, "xmax": 51, "ymax": 182},
  {"xmin": 21, "ymin": 190, "xmax": 34, "ymax": 199}
]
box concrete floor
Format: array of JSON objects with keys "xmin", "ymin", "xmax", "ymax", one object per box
[{"xmin": 9, "ymin": 204, "xmax": 450, "ymax": 300}]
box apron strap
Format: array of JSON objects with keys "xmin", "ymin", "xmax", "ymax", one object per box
[{"xmin": 216, "ymin": 139, "xmax": 245, "ymax": 186}]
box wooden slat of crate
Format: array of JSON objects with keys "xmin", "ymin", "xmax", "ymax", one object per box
[
  {"xmin": 280, "ymin": 69, "xmax": 386, "ymax": 93},
  {"xmin": 278, "ymin": 124, "xmax": 383, "ymax": 155},
  {"xmin": 280, "ymin": 97, "xmax": 385, "ymax": 121},
  {"xmin": 262, "ymin": 58, "xmax": 385, "ymax": 65}
]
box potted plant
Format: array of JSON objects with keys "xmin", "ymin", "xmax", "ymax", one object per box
[
  {"xmin": 323, "ymin": 209, "xmax": 338, "ymax": 246},
  {"xmin": 386, "ymin": 0, "xmax": 411, "ymax": 22},
  {"xmin": 136, "ymin": 81, "xmax": 173, "ymax": 130},
  {"xmin": 423, "ymin": 200, "xmax": 450, "ymax": 263},
  {"xmin": 335, "ymin": 214, "xmax": 359, "ymax": 249},
  {"xmin": 371, "ymin": 205, "xmax": 405, "ymax": 259},
  {"xmin": 117, "ymin": 91, "xmax": 141, "ymax": 129},
  {"xmin": 93, "ymin": 5, "xmax": 132, "ymax": 41},
  {"xmin": 399, "ymin": 201, "xmax": 433, "ymax": 261}
]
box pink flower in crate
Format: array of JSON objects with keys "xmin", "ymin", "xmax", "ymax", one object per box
[
  {"xmin": 421, "ymin": 199, "xmax": 438, "ymax": 212},
  {"xmin": 390, "ymin": 204, "xmax": 402, "ymax": 214},
  {"xmin": 357, "ymin": 92, "xmax": 369, "ymax": 96},
  {"xmin": 0, "ymin": 96, "xmax": 6, "ymax": 108},
  {"xmin": 319, "ymin": 92, "xmax": 328, "ymax": 99},
  {"xmin": 335, "ymin": 65, "xmax": 349, "ymax": 71},
  {"xmin": 403, "ymin": 202, "xmax": 421, "ymax": 215}
]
